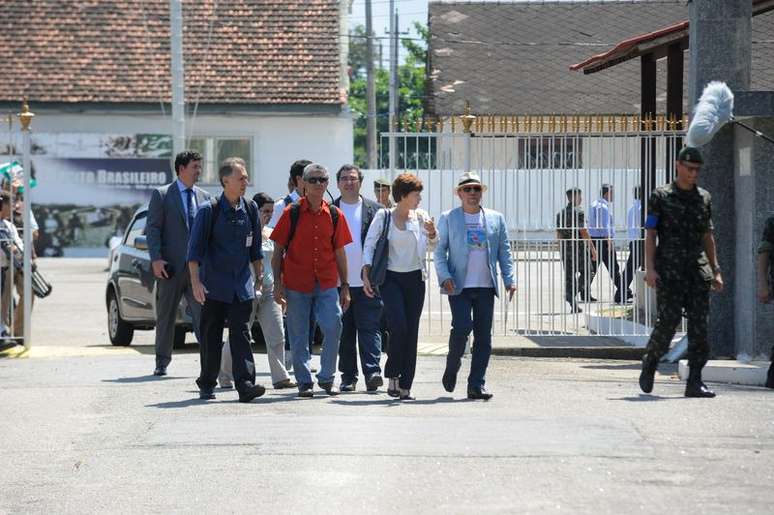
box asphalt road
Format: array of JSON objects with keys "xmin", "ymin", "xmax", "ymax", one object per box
[{"xmin": 1, "ymin": 259, "xmax": 773, "ymax": 514}]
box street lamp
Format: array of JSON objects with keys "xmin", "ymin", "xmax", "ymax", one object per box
[{"xmin": 16, "ymin": 99, "xmax": 33, "ymax": 350}]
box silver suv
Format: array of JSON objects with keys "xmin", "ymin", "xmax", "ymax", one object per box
[{"xmin": 105, "ymin": 207, "xmax": 192, "ymax": 347}]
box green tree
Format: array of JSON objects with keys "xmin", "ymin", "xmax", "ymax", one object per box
[{"xmin": 348, "ymin": 22, "xmax": 430, "ymax": 169}]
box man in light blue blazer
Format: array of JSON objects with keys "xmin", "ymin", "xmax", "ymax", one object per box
[
  {"xmin": 146, "ymin": 150, "xmax": 210, "ymax": 376},
  {"xmin": 434, "ymin": 172, "xmax": 516, "ymax": 400}
]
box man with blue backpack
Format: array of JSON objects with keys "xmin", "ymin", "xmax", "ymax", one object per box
[{"xmin": 187, "ymin": 157, "xmax": 266, "ymax": 403}]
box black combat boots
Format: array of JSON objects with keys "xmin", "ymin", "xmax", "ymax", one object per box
[
  {"xmin": 684, "ymin": 366, "xmax": 716, "ymax": 398},
  {"xmin": 639, "ymin": 356, "xmax": 658, "ymax": 393},
  {"xmin": 766, "ymin": 362, "xmax": 774, "ymax": 389}
]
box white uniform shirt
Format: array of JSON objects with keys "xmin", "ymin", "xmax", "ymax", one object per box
[{"xmin": 339, "ymin": 198, "xmax": 364, "ymax": 287}]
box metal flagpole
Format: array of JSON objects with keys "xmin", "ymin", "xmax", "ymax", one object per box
[{"xmin": 18, "ymin": 100, "xmax": 34, "ymax": 350}]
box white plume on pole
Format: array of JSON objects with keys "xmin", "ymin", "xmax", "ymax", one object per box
[{"xmin": 686, "ymin": 81, "xmax": 735, "ymax": 147}]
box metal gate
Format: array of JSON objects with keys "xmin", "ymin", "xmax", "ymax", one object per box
[{"xmin": 373, "ymin": 113, "xmax": 686, "ymax": 341}]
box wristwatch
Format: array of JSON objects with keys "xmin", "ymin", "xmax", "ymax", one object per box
[
  {"xmin": 341, "ymin": 282, "xmax": 350, "ymax": 288},
  {"xmin": 712, "ymin": 265, "xmax": 722, "ymax": 274}
]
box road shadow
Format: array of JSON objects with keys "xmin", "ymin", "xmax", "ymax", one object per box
[
  {"xmin": 581, "ymin": 363, "xmax": 641, "ymax": 370},
  {"xmin": 330, "ymin": 396, "xmax": 470, "ymax": 406},
  {"xmin": 145, "ymin": 398, "xmax": 213, "ymax": 409},
  {"xmin": 103, "ymin": 375, "xmax": 189, "ymax": 383},
  {"xmin": 607, "ymin": 394, "xmax": 685, "ymax": 402}
]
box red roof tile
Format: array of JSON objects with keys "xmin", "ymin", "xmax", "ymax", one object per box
[{"xmin": 0, "ymin": 0, "xmax": 343, "ymax": 105}]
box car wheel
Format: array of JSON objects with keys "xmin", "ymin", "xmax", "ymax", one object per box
[
  {"xmin": 173, "ymin": 326, "xmax": 187, "ymax": 349},
  {"xmin": 108, "ymin": 289, "xmax": 133, "ymax": 346}
]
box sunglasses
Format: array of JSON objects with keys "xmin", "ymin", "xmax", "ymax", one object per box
[
  {"xmin": 306, "ymin": 176, "xmax": 329, "ymax": 185},
  {"xmin": 461, "ymin": 186, "xmax": 482, "ymax": 193}
]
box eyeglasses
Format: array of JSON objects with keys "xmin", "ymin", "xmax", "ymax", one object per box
[
  {"xmin": 306, "ymin": 176, "xmax": 329, "ymax": 185},
  {"xmin": 461, "ymin": 186, "xmax": 482, "ymax": 193}
]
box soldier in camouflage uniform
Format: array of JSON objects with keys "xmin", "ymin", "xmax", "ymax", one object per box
[
  {"xmin": 555, "ymin": 188, "xmax": 597, "ymax": 312},
  {"xmin": 755, "ymin": 215, "xmax": 774, "ymax": 389},
  {"xmin": 639, "ymin": 147, "xmax": 724, "ymax": 398}
]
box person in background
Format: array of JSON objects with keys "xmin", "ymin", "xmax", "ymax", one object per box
[
  {"xmin": 362, "ymin": 173, "xmax": 436, "ymax": 400},
  {"xmin": 374, "ymin": 178, "xmax": 393, "ymax": 209},
  {"xmin": 555, "ymin": 187, "xmax": 597, "ymax": 312},
  {"xmin": 268, "ymin": 159, "xmax": 311, "ymax": 229},
  {"xmin": 146, "ymin": 150, "xmax": 210, "ymax": 376},
  {"xmin": 269, "ymin": 159, "xmax": 315, "ymax": 372},
  {"xmin": 588, "ymin": 184, "xmax": 627, "ymax": 303},
  {"xmin": 218, "ymin": 192, "xmax": 296, "ymax": 390},
  {"xmin": 333, "ymin": 165, "xmax": 384, "ymax": 393},
  {"xmin": 623, "ymin": 186, "xmax": 642, "ymax": 301},
  {"xmin": 372, "ymin": 177, "xmax": 393, "ymax": 351},
  {"xmin": 0, "ymin": 191, "xmax": 28, "ymax": 337}
]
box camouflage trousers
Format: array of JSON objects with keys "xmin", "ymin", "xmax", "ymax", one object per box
[
  {"xmin": 559, "ymin": 243, "xmax": 589, "ymax": 302},
  {"xmin": 643, "ymin": 280, "xmax": 711, "ymax": 369}
]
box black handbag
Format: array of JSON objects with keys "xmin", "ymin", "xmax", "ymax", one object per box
[
  {"xmin": 31, "ymin": 266, "xmax": 52, "ymax": 298},
  {"xmin": 368, "ymin": 209, "xmax": 391, "ymax": 289}
]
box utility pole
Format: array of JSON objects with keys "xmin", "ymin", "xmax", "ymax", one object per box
[
  {"xmin": 365, "ymin": 0, "xmax": 377, "ymax": 169},
  {"xmin": 388, "ymin": 1, "xmax": 398, "ymax": 177},
  {"xmin": 169, "ymin": 0, "xmax": 185, "ymax": 158}
]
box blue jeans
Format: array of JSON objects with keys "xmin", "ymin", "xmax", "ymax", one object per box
[
  {"xmin": 447, "ymin": 287, "xmax": 495, "ymax": 389},
  {"xmin": 286, "ymin": 284, "xmax": 342, "ymax": 386},
  {"xmin": 338, "ymin": 286, "xmax": 383, "ymax": 383},
  {"xmin": 382, "ymin": 270, "xmax": 425, "ymax": 390}
]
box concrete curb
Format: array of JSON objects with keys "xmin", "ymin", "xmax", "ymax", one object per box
[{"xmin": 491, "ymin": 346, "xmax": 645, "ymax": 360}]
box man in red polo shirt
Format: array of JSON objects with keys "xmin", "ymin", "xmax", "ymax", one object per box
[{"xmin": 271, "ymin": 163, "xmax": 352, "ymax": 397}]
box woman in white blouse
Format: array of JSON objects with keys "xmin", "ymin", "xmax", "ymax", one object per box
[{"xmin": 362, "ymin": 173, "xmax": 436, "ymax": 400}]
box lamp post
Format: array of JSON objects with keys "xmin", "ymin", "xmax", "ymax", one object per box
[{"xmin": 17, "ymin": 100, "xmax": 33, "ymax": 350}]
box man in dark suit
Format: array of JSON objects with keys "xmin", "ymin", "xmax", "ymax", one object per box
[
  {"xmin": 146, "ymin": 150, "xmax": 211, "ymax": 376},
  {"xmin": 333, "ymin": 164, "xmax": 384, "ymax": 392}
]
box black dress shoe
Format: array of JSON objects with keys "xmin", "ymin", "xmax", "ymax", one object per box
[
  {"xmin": 766, "ymin": 362, "xmax": 774, "ymax": 389},
  {"xmin": 340, "ymin": 381, "xmax": 357, "ymax": 393},
  {"xmin": 365, "ymin": 374, "xmax": 383, "ymax": 392},
  {"xmin": 685, "ymin": 366, "xmax": 716, "ymax": 398},
  {"xmin": 199, "ymin": 389, "xmax": 215, "ymax": 400},
  {"xmin": 153, "ymin": 366, "xmax": 167, "ymax": 377},
  {"xmin": 685, "ymin": 381, "xmax": 716, "ymax": 398},
  {"xmin": 639, "ymin": 357, "xmax": 658, "ymax": 394},
  {"xmin": 238, "ymin": 383, "xmax": 266, "ymax": 403},
  {"xmin": 318, "ymin": 382, "xmax": 340, "ymax": 396},
  {"xmin": 467, "ymin": 387, "xmax": 493, "ymax": 400}
]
